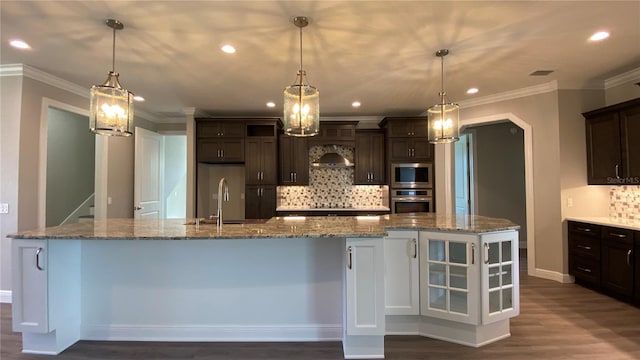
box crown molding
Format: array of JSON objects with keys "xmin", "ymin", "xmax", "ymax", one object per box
[
  {"xmin": 457, "ymin": 80, "xmax": 558, "ymax": 109},
  {"xmin": 604, "ymin": 67, "xmax": 640, "ymax": 89},
  {"xmin": 1, "ymin": 64, "xmax": 88, "ymax": 98}
]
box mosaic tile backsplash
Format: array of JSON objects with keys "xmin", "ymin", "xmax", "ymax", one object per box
[
  {"xmin": 609, "ymin": 185, "xmax": 640, "ymax": 221},
  {"xmin": 278, "ymin": 145, "xmax": 388, "ymax": 209}
]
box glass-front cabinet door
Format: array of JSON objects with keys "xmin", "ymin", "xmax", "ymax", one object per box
[
  {"xmin": 419, "ymin": 232, "xmax": 479, "ymax": 324},
  {"xmin": 481, "ymin": 231, "xmax": 520, "ymax": 324}
]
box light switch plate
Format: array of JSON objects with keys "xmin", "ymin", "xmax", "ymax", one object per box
[{"xmin": 0, "ymin": 203, "xmax": 8, "ymax": 214}]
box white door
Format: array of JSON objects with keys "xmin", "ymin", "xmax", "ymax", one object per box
[
  {"xmin": 384, "ymin": 231, "xmax": 420, "ymax": 315},
  {"xmin": 134, "ymin": 127, "xmax": 164, "ymax": 219},
  {"xmin": 454, "ymin": 133, "xmax": 472, "ymax": 215}
]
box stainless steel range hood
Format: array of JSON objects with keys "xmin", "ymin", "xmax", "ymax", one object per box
[{"xmin": 311, "ymin": 152, "xmax": 354, "ymax": 168}]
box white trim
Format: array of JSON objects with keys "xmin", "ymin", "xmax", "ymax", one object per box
[
  {"xmin": 0, "ymin": 64, "xmax": 25, "ymax": 77},
  {"xmin": 458, "ymin": 81, "xmax": 558, "ymax": 109},
  {"xmin": 457, "ymin": 113, "xmax": 536, "ymax": 277},
  {"xmin": 59, "ymin": 193, "xmax": 95, "ymax": 226},
  {"xmin": 38, "ymin": 98, "xmax": 90, "ymax": 229},
  {"xmin": 532, "ymin": 268, "xmax": 574, "ymax": 284},
  {"xmin": 81, "ymin": 324, "xmax": 342, "ymax": 342},
  {"xmin": 605, "ymin": 67, "xmax": 640, "ymax": 89},
  {"xmin": 0, "ymin": 290, "xmax": 12, "ymax": 303},
  {"xmin": 94, "ymin": 136, "xmax": 109, "ymax": 220},
  {"xmin": 0, "ymin": 64, "xmax": 89, "ymax": 98}
]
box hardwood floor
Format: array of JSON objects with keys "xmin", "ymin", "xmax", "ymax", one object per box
[{"xmin": 2, "ymin": 275, "xmax": 639, "ymax": 359}]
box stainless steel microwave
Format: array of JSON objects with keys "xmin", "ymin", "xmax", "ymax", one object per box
[{"xmin": 391, "ymin": 163, "xmax": 433, "ymax": 189}]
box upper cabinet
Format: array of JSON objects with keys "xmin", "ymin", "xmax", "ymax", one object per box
[
  {"xmin": 279, "ymin": 136, "xmax": 309, "ymax": 185},
  {"xmin": 196, "ymin": 119, "xmax": 245, "ymax": 163},
  {"xmin": 355, "ymin": 130, "xmax": 385, "ymax": 184},
  {"xmin": 584, "ymin": 98, "xmax": 640, "ymax": 185},
  {"xmin": 308, "ymin": 121, "xmax": 358, "ymax": 147},
  {"xmin": 380, "ymin": 117, "xmax": 434, "ymax": 162},
  {"xmin": 245, "ymin": 120, "xmax": 280, "ymax": 185}
]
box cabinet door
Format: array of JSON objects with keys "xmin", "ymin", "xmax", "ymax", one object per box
[
  {"xmin": 388, "ymin": 120, "xmax": 414, "ymax": 137},
  {"xmin": 411, "ymin": 139, "xmax": 433, "ymax": 161},
  {"xmin": 355, "ymin": 133, "xmax": 372, "ymax": 184},
  {"xmin": 481, "ymin": 231, "xmax": 519, "ymax": 324},
  {"xmin": 12, "ymin": 239, "xmax": 49, "ymax": 333},
  {"xmin": 291, "ymin": 137, "xmax": 309, "ymax": 185},
  {"xmin": 389, "ymin": 138, "xmax": 412, "ymax": 162},
  {"xmin": 586, "ymin": 113, "xmax": 621, "ymax": 184},
  {"xmin": 601, "ymin": 227, "xmax": 634, "ymax": 299},
  {"xmin": 634, "ymin": 234, "xmax": 640, "ymax": 306},
  {"xmin": 384, "ymin": 231, "xmax": 419, "ymax": 315},
  {"xmin": 245, "ymin": 185, "xmax": 276, "ymax": 219},
  {"xmin": 219, "ymin": 122, "xmax": 245, "ymax": 137},
  {"xmin": 197, "ymin": 139, "xmax": 221, "ymax": 163},
  {"xmin": 219, "ymin": 139, "xmax": 244, "ymax": 163},
  {"xmin": 245, "ymin": 185, "xmax": 260, "ymax": 219},
  {"xmin": 259, "ymin": 185, "xmax": 277, "ymax": 219},
  {"xmin": 369, "ymin": 132, "xmax": 385, "ymax": 184},
  {"xmin": 621, "ymin": 105, "xmax": 640, "ymax": 179},
  {"xmin": 346, "ymin": 237, "xmax": 385, "ymax": 336},
  {"xmin": 245, "ymin": 139, "xmax": 277, "ymax": 185},
  {"xmin": 420, "ymin": 232, "xmax": 479, "ymax": 324},
  {"xmin": 261, "ymin": 139, "xmax": 278, "ymax": 184},
  {"xmin": 245, "ymin": 139, "xmax": 262, "ymax": 184}
]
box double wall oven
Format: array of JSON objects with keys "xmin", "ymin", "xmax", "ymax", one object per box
[{"xmin": 390, "ymin": 163, "xmax": 433, "ymax": 214}]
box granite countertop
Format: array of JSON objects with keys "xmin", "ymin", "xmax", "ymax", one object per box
[
  {"xmin": 7, "ymin": 214, "xmax": 519, "ymax": 240},
  {"xmin": 565, "ymin": 216, "xmax": 640, "ymax": 231}
]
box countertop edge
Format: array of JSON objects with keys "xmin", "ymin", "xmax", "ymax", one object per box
[{"xmin": 565, "ymin": 217, "xmax": 640, "ymax": 231}]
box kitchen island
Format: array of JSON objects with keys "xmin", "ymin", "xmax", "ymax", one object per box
[{"xmin": 8, "ymin": 214, "xmax": 519, "ymax": 358}]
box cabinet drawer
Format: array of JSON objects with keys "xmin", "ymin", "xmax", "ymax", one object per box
[
  {"xmin": 570, "ymin": 256, "xmax": 600, "ymax": 288},
  {"xmin": 568, "ymin": 221, "xmax": 601, "ymax": 238},
  {"xmin": 568, "ymin": 235, "xmax": 600, "ymax": 259},
  {"xmin": 602, "ymin": 226, "xmax": 634, "ymax": 244}
]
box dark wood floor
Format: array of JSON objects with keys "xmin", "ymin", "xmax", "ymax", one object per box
[{"xmin": 2, "ymin": 275, "xmax": 639, "ymax": 359}]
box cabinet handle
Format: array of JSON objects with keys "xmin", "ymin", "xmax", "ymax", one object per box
[
  {"xmin": 471, "ymin": 243, "xmax": 475, "ymax": 265},
  {"xmin": 261, "ymin": 172, "xmax": 264, "ymax": 181},
  {"xmin": 627, "ymin": 249, "xmax": 632, "ymax": 266},
  {"xmin": 615, "ymin": 164, "xmax": 620, "ymax": 179},
  {"xmin": 221, "ymin": 149, "xmax": 224, "ymax": 158},
  {"xmin": 484, "ymin": 243, "xmax": 489, "ymax": 264},
  {"xmin": 347, "ymin": 246, "xmax": 353, "ymax": 269},
  {"xmin": 577, "ymin": 266, "xmax": 592, "ymax": 273},
  {"xmin": 609, "ymin": 233, "xmax": 627, "ymax": 238},
  {"xmin": 35, "ymin": 247, "xmax": 44, "ymax": 271},
  {"xmin": 217, "ymin": 149, "xmax": 221, "ymax": 157},
  {"xmin": 577, "ymin": 244, "xmax": 592, "ymax": 250},
  {"xmin": 294, "ymin": 172, "xmax": 297, "ymax": 182},
  {"xmin": 290, "ymin": 172, "xmax": 293, "ymax": 182},
  {"xmin": 371, "ymin": 172, "xmax": 374, "ymax": 181},
  {"xmin": 412, "ymin": 238, "xmax": 417, "ymax": 258},
  {"xmin": 257, "ymin": 172, "xmax": 261, "ymax": 181},
  {"xmin": 576, "ymin": 227, "xmax": 591, "ymax": 232},
  {"xmin": 408, "ymin": 148, "xmax": 411, "ymax": 157}
]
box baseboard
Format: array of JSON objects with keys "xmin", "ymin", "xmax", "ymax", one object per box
[
  {"xmin": 532, "ymin": 268, "xmax": 573, "ymax": 283},
  {"xmin": 81, "ymin": 324, "xmax": 342, "ymax": 342},
  {"xmin": 0, "ymin": 290, "xmax": 12, "ymax": 303}
]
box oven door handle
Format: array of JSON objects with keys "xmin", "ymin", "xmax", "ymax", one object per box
[{"xmin": 392, "ymin": 197, "xmax": 432, "ymax": 201}]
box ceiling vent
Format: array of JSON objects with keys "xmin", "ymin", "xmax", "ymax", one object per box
[{"xmin": 529, "ymin": 70, "xmax": 554, "ymax": 76}]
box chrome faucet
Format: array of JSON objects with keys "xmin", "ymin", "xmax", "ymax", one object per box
[{"xmin": 216, "ymin": 178, "xmax": 229, "ymax": 228}]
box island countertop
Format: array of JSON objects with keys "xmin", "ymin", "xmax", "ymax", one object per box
[{"xmin": 7, "ymin": 214, "xmax": 519, "ymax": 240}]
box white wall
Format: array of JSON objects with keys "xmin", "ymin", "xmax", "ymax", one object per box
[{"xmin": 164, "ymin": 135, "xmax": 187, "ymax": 218}]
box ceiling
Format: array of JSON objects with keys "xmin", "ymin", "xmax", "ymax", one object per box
[{"xmin": 1, "ymin": 1, "xmax": 639, "ymax": 123}]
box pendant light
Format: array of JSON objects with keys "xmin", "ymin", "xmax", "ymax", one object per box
[
  {"xmin": 283, "ymin": 16, "xmax": 319, "ymax": 137},
  {"xmin": 90, "ymin": 19, "xmax": 134, "ymax": 136},
  {"xmin": 427, "ymin": 49, "xmax": 459, "ymax": 143}
]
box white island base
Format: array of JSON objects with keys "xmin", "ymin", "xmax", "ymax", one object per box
[{"xmin": 13, "ymin": 237, "xmax": 386, "ymax": 359}]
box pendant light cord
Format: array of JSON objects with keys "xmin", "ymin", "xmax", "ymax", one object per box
[
  {"xmin": 440, "ymin": 53, "xmax": 445, "ymax": 105},
  {"xmin": 111, "ymin": 26, "xmax": 116, "ymax": 72},
  {"xmin": 299, "ymin": 25, "xmax": 304, "ymax": 85}
]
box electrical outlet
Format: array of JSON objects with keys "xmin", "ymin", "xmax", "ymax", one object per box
[
  {"xmin": 567, "ymin": 198, "xmax": 574, "ymax": 208},
  {"xmin": 0, "ymin": 203, "xmax": 8, "ymax": 214}
]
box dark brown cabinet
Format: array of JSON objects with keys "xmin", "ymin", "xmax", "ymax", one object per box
[
  {"xmin": 308, "ymin": 121, "xmax": 358, "ymax": 146},
  {"xmin": 196, "ymin": 120, "xmax": 245, "ymax": 163},
  {"xmin": 245, "ymin": 185, "xmax": 276, "ymax": 219},
  {"xmin": 388, "ymin": 138, "xmax": 432, "ymax": 162},
  {"xmin": 382, "ymin": 117, "xmax": 428, "ymax": 138},
  {"xmin": 568, "ymin": 221, "xmax": 602, "ymax": 289},
  {"xmin": 245, "ymin": 138, "xmax": 277, "ymax": 185},
  {"xmin": 355, "ymin": 130, "xmax": 385, "ymax": 184},
  {"xmin": 584, "ymin": 98, "xmax": 640, "ymax": 185},
  {"xmin": 601, "ymin": 226, "xmax": 635, "ymax": 301},
  {"xmin": 279, "ymin": 136, "xmax": 309, "ymax": 185},
  {"xmin": 635, "ymin": 233, "xmax": 640, "ymax": 306}
]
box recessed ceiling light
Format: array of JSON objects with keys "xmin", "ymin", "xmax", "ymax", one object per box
[
  {"xmin": 352, "ymin": 101, "xmax": 361, "ymax": 108},
  {"xmin": 266, "ymin": 102, "xmax": 276, "ymax": 108},
  {"xmin": 466, "ymin": 88, "xmax": 479, "ymax": 94},
  {"xmin": 133, "ymin": 95, "xmax": 145, "ymax": 102},
  {"xmin": 221, "ymin": 44, "xmax": 236, "ymax": 53},
  {"xmin": 589, "ymin": 31, "xmax": 609, "ymax": 41},
  {"xmin": 9, "ymin": 39, "xmax": 31, "ymax": 49}
]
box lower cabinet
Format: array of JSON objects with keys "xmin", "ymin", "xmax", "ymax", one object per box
[
  {"xmin": 345, "ymin": 237, "xmax": 385, "ymax": 336},
  {"xmin": 568, "ymin": 221, "xmax": 602, "ymax": 289},
  {"xmin": 384, "ymin": 231, "xmax": 420, "ymax": 315},
  {"xmin": 12, "ymin": 239, "xmax": 49, "ymax": 333},
  {"xmin": 245, "ymin": 185, "xmax": 276, "ymax": 219},
  {"xmin": 601, "ymin": 226, "xmax": 634, "ymax": 300},
  {"xmin": 418, "ymin": 230, "xmax": 519, "ymax": 325}
]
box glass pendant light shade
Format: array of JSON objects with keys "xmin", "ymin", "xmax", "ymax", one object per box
[
  {"xmin": 284, "ymin": 70, "xmax": 319, "ymax": 136},
  {"xmin": 428, "ymin": 96, "xmax": 459, "ymax": 143},
  {"xmin": 89, "ymin": 19, "xmax": 134, "ymax": 136},
  {"xmin": 90, "ymin": 71, "xmax": 134, "ymax": 136},
  {"xmin": 427, "ymin": 49, "xmax": 459, "ymax": 144},
  {"xmin": 284, "ymin": 16, "xmax": 319, "ymax": 137}
]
